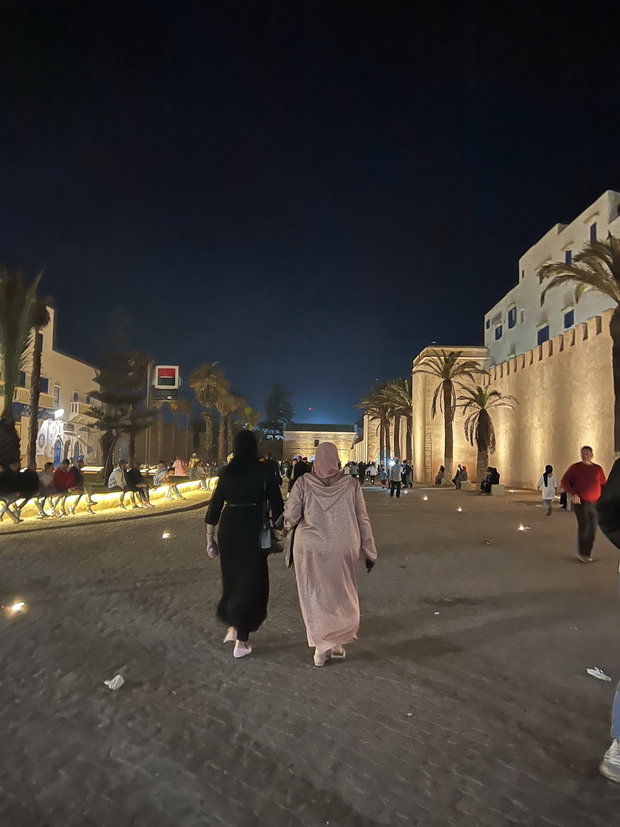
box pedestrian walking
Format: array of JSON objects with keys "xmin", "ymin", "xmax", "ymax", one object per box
[
  {"xmin": 358, "ymin": 461, "xmax": 367, "ymax": 485},
  {"xmin": 402, "ymin": 460, "xmax": 413, "ymax": 488},
  {"xmin": 368, "ymin": 462, "xmax": 378, "ymax": 485},
  {"xmin": 349, "ymin": 461, "xmax": 359, "ymax": 482},
  {"xmin": 205, "ymin": 430, "xmax": 284, "ymax": 659},
  {"xmin": 291, "ymin": 455, "xmax": 311, "ymax": 489},
  {"xmin": 262, "ymin": 451, "xmax": 282, "ymax": 485},
  {"xmin": 537, "ymin": 465, "xmax": 558, "ymax": 516},
  {"xmin": 560, "ymin": 446, "xmax": 607, "ymax": 562},
  {"xmin": 389, "ymin": 459, "xmax": 403, "ymax": 498},
  {"xmin": 379, "ymin": 464, "xmax": 388, "ymax": 487},
  {"xmin": 283, "ymin": 442, "xmax": 377, "ymax": 667},
  {"xmin": 595, "ymin": 457, "xmax": 620, "ymax": 780}
]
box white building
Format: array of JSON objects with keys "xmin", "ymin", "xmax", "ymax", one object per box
[
  {"xmin": 0, "ymin": 306, "xmax": 100, "ymax": 466},
  {"xmin": 484, "ymin": 190, "xmax": 620, "ymax": 365}
]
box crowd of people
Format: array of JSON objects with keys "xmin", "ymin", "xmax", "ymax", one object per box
[{"xmin": 0, "ymin": 452, "xmax": 218, "ymax": 524}]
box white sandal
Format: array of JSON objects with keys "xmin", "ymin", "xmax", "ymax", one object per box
[
  {"xmin": 330, "ymin": 646, "xmax": 346, "ymax": 660},
  {"xmin": 313, "ymin": 649, "xmax": 328, "ymax": 667}
]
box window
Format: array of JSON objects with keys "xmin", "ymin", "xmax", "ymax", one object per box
[
  {"xmin": 313, "ymin": 438, "xmax": 320, "ymax": 448},
  {"xmin": 565, "ymin": 249, "xmax": 572, "ymax": 264},
  {"xmin": 508, "ymin": 307, "xmax": 517, "ymax": 329},
  {"xmin": 485, "ymin": 319, "xmax": 490, "ymax": 330},
  {"xmin": 54, "ymin": 386, "xmax": 61, "ymax": 409},
  {"xmin": 590, "ymin": 222, "xmax": 597, "ymax": 242},
  {"xmin": 521, "ymin": 269, "xmax": 525, "ymax": 280},
  {"xmin": 494, "ymin": 325, "xmax": 503, "ymax": 340},
  {"xmin": 72, "ymin": 391, "xmax": 79, "ymax": 402},
  {"xmin": 85, "ymin": 394, "xmax": 91, "ymax": 405},
  {"xmin": 520, "ymin": 309, "xmax": 525, "ymax": 323},
  {"xmin": 564, "ymin": 309, "xmax": 575, "ymax": 329},
  {"xmin": 19, "ymin": 371, "xmax": 27, "ymax": 387},
  {"xmin": 39, "ymin": 377, "xmax": 49, "ymax": 394},
  {"xmin": 537, "ymin": 325, "xmax": 550, "ymax": 345}
]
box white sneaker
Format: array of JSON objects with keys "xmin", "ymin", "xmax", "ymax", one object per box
[
  {"xmin": 600, "ymin": 740, "xmax": 620, "ymax": 782},
  {"xmin": 222, "ymin": 627, "xmax": 237, "ymax": 644},
  {"xmin": 233, "ymin": 641, "xmax": 252, "ymax": 659}
]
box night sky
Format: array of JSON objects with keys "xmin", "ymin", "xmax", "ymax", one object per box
[{"xmin": 2, "ymin": 1, "xmax": 620, "ymax": 423}]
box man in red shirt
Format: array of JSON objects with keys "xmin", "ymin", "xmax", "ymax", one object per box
[
  {"xmin": 52, "ymin": 459, "xmax": 75, "ymax": 517},
  {"xmin": 561, "ymin": 446, "xmax": 607, "ymax": 562}
]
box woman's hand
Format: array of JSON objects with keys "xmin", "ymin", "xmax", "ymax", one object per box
[{"xmin": 205, "ymin": 531, "xmax": 218, "ymax": 558}]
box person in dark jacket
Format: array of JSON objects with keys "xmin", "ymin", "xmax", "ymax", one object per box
[
  {"xmin": 596, "ymin": 457, "xmax": 620, "ymax": 781},
  {"xmin": 15, "ymin": 461, "xmax": 40, "ymax": 516},
  {"xmin": 205, "ymin": 430, "xmax": 284, "ymax": 659},
  {"xmin": 125, "ymin": 462, "xmax": 153, "ymax": 507},
  {"xmin": 0, "ymin": 462, "xmax": 23, "ymax": 524},
  {"xmin": 262, "ymin": 452, "xmax": 282, "ymax": 486}
]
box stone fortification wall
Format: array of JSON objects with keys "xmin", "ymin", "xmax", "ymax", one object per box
[
  {"xmin": 283, "ymin": 431, "xmax": 355, "ymax": 463},
  {"xmin": 489, "ymin": 310, "xmax": 615, "ymax": 489}
]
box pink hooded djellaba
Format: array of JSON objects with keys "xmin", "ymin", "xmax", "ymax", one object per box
[{"xmin": 284, "ymin": 442, "xmax": 377, "ymax": 655}]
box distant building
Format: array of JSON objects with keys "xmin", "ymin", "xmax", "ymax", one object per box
[
  {"xmin": 0, "ymin": 306, "xmax": 100, "ymax": 467},
  {"xmin": 484, "ymin": 190, "xmax": 620, "ymax": 365},
  {"xmin": 410, "ymin": 191, "xmax": 620, "ymax": 487},
  {"xmin": 283, "ymin": 423, "xmax": 357, "ymax": 462}
]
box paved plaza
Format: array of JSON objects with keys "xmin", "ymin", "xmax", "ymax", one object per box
[{"xmin": 2, "ymin": 485, "xmax": 620, "ymax": 826}]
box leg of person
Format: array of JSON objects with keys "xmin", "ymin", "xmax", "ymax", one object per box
[
  {"xmin": 68, "ymin": 491, "xmax": 83, "ymax": 514},
  {"xmin": 395, "ymin": 481, "xmax": 401, "ymax": 498},
  {"xmin": 574, "ymin": 503, "xmax": 593, "ymax": 560},
  {"xmin": 85, "ymin": 483, "xmax": 96, "ymax": 506},
  {"xmin": 389, "ymin": 481, "xmax": 394, "ymax": 497},
  {"xmin": 54, "ymin": 492, "xmax": 68, "ymax": 516},
  {"xmin": 174, "ymin": 484, "xmax": 185, "ymax": 499},
  {"xmin": 0, "ymin": 496, "xmax": 21, "ymax": 524},
  {"xmin": 35, "ymin": 495, "xmax": 47, "ymax": 518},
  {"xmin": 119, "ymin": 489, "xmax": 127, "ymax": 509},
  {"xmin": 586, "ymin": 501, "xmax": 598, "ymax": 557},
  {"xmin": 600, "ymin": 681, "xmax": 620, "ymax": 781},
  {"xmin": 544, "ymin": 498, "xmax": 552, "ymax": 516}
]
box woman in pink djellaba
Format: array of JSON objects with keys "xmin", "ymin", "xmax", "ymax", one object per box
[{"xmin": 284, "ymin": 441, "xmax": 377, "ymax": 667}]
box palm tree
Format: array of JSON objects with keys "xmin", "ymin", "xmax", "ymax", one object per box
[
  {"xmin": 154, "ymin": 400, "xmax": 167, "ymax": 459},
  {"xmin": 215, "ymin": 391, "xmax": 237, "ymax": 463},
  {"xmin": 357, "ymin": 383, "xmax": 392, "ymax": 464},
  {"xmin": 413, "ymin": 349, "xmax": 487, "ymax": 482},
  {"xmin": 0, "ymin": 268, "xmax": 42, "ymax": 466},
  {"xmin": 189, "ymin": 364, "xmax": 229, "ymax": 462},
  {"xmin": 458, "ymin": 386, "xmax": 517, "ymax": 484},
  {"xmin": 377, "ymin": 378, "xmax": 413, "ymax": 460},
  {"xmin": 539, "ymin": 233, "xmax": 620, "ymax": 450},
  {"xmin": 27, "ymin": 297, "xmax": 51, "ymax": 465},
  {"xmin": 239, "ymin": 406, "xmax": 261, "ymax": 430},
  {"xmin": 169, "ymin": 398, "xmax": 194, "ymax": 460}
]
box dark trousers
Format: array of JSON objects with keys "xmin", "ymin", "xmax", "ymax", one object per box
[
  {"xmin": 574, "ymin": 501, "xmax": 598, "ymax": 557},
  {"xmin": 390, "ymin": 481, "xmax": 401, "ymax": 498}
]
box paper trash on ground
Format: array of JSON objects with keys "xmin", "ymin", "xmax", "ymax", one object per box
[
  {"xmin": 104, "ymin": 675, "xmax": 125, "ymax": 690},
  {"xmin": 586, "ymin": 667, "xmax": 612, "ymax": 682}
]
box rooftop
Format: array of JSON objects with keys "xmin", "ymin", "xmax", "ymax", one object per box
[{"xmin": 284, "ymin": 423, "xmax": 357, "ymax": 433}]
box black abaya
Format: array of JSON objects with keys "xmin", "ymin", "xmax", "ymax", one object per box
[{"xmin": 205, "ymin": 462, "xmax": 284, "ymax": 640}]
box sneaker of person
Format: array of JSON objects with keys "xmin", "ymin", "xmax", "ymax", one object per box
[
  {"xmin": 36, "ymin": 512, "xmax": 47, "ymax": 519},
  {"xmin": 86, "ymin": 506, "xmax": 95, "ymax": 515},
  {"xmin": 233, "ymin": 641, "xmax": 252, "ymax": 659},
  {"xmin": 600, "ymin": 740, "xmax": 620, "ymax": 782},
  {"xmin": 118, "ymin": 503, "xmax": 126, "ymax": 510},
  {"xmin": 11, "ymin": 512, "xmax": 22, "ymax": 525},
  {"xmin": 578, "ymin": 556, "xmax": 594, "ymax": 563}
]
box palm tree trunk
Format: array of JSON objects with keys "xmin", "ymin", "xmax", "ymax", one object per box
[
  {"xmin": 394, "ymin": 414, "xmax": 401, "ymax": 459},
  {"xmin": 204, "ymin": 411, "xmax": 213, "ymax": 462},
  {"xmin": 227, "ymin": 416, "xmax": 233, "ymax": 456},
  {"xmin": 102, "ymin": 432, "xmax": 117, "ymax": 482},
  {"xmin": 476, "ymin": 447, "xmax": 489, "ymax": 489},
  {"xmin": 218, "ymin": 415, "xmax": 226, "ymax": 464},
  {"xmin": 379, "ymin": 422, "xmax": 385, "ymax": 466},
  {"xmin": 611, "ymin": 308, "xmax": 620, "ymax": 452},
  {"xmin": 172, "ymin": 412, "xmax": 179, "ymax": 457},
  {"xmin": 185, "ymin": 416, "xmax": 191, "ymax": 460},
  {"xmin": 385, "ymin": 419, "xmax": 391, "ymax": 463},
  {"xmin": 129, "ymin": 432, "xmax": 136, "ymax": 466},
  {"xmin": 443, "ymin": 381, "xmax": 454, "ymax": 483},
  {"xmin": 27, "ymin": 327, "xmax": 43, "ymax": 465}
]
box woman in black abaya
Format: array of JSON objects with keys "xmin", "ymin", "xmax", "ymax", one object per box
[{"xmin": 205, "ymin": 430, "xmax": 284, "ymax": 658}]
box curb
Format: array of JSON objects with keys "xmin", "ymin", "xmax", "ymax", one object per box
[{"xmin": 0, "ymin": 493, "xmax": 211, "ymax": 537}]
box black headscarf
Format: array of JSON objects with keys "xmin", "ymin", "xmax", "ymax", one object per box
[
  {"xmin": 543, "ymin": 464, "xmax": 553, "ymax": 487},
  {"xmin": 227, "ymin": 429, "xmax": 259, "ymax": 473}
]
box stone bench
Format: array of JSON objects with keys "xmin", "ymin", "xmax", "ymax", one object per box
[
  {"xmin": 491, "ymin": 484, "xmax": 505, "ymax": 496},
  {"xmin": 460, "ymin": 481, "xmax": 474, "ymax": 491}
]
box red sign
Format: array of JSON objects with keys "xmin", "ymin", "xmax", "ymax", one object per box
[{"xmin": 154, "ymin": 365, "xmax": 179, "ymax": 389}]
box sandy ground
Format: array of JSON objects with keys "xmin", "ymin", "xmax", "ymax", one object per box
[{"xmin": 2, "ymin": 484, "xmax": 620, "ymax": 825}]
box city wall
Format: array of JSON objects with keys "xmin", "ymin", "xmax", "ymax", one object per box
[{"xmin": 489, "ymin": 310, "xmax": 615, "ymax": 489}]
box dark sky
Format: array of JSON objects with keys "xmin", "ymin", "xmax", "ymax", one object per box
[{"xmin": 1, "ymin": 1, "xmax": 620, "ymax": 423}]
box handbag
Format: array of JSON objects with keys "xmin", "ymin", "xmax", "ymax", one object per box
[{"xmin": 283, "ymin": 525, "xmax": 296, "ymax": 568}]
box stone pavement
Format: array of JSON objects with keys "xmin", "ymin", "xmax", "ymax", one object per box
[{"xmin": 2, "ymin": 485, "xmax": 620, "ymax": 826}]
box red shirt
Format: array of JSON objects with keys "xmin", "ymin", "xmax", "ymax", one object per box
[
  {"xmin": 561, "ymin": 462, "xmax": 607, "ymax": 503},
  {"xmin": 53, "ymin": 468, "xmax": 75, "ymax": 492}
]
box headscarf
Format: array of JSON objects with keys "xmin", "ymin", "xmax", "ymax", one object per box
[
  {"xmin": 543, "ymin": 464, "xmax": 553, "ymax": 487},
  {"xmin": 312, "ymin": 442, "xmax": 343, "ymax": 486}
]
